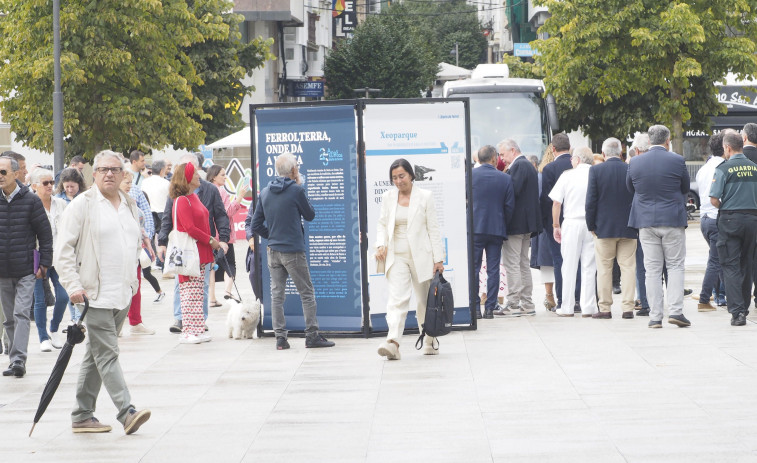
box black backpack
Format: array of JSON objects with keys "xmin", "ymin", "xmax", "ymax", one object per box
[{"xmin": 416, "ymin": 271, "xmax": 454, "ymax": 350}]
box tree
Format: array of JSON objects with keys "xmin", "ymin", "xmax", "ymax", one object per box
[
  {"xmin": 185, "ymin": 1, "xmax": 274, "ymax": 144},
  {"xmin": 324, "ymin": 11, "xmax": 438, "ymax": 99},
  {"xmin": 534, "ymin": 0, "xmax": 757, "ymax": 152},
  {"xmin": 404, "ymin": 0, "xmax": 488, "ymax": 70},
  {"xmin": 0, "ymin": 0, "xmax": 272, "ymax": 158}
]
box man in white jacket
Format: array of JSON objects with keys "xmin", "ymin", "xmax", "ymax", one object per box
[{"xmin": 55, "ymin": 150, "xmax": 151, "ymax": 435}]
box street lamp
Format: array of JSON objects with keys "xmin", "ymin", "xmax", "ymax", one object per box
[{"xmin": 53, "ymin": 0, "xmax": 64, "ymax": 173}]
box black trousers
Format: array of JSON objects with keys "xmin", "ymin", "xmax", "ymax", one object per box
[{"xmin": 716, "ymin": 213, "xmax": 757, "ymax": 316}]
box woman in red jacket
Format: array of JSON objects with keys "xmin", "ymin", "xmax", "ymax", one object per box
[{"xmin": 169, "ymin": 163, "xmax": 221, "ymax": 344}]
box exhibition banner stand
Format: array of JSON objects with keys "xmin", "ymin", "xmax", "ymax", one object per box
[{"xmin": 250, "ymin": 99, "xmax": 474, "ymax": 337}]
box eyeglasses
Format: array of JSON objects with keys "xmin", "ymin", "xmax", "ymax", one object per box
[
  {"xmin": 95, "ymin": 167, "xmax": 123, "ymax": 174},
  {"xmin": 41, "ymin": 180, "xmax": 54, "ymax": 186}
]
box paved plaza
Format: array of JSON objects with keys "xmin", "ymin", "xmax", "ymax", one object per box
[{"xmin": 2, "ymin": 223, "xmax": 757, "ymax": 462}]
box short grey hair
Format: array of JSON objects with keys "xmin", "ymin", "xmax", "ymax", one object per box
[
  {"xmin": 743, "ymin": 123, "xmax": 757, "ymax": 144},
  {"xmin": 30, "ymin": 168, "xmax": 53, "ymax": 184},
  {"xmin": 630, "ymin": 133, "xmax": 650, "ymax": 154},
  {"xmin": 648, "ymin": 125, "xmax": 670, "ymax": 145},
  {"xmin": 477, "ymin": 145, "xmax": 497, "ymax": 164},
  {"xmin": 0, "ymin": 156, "xmax": 19, "ymax": 172},
  {"xmin": 574, "ymin": 146, "xmax": 594, "ymax": 165},
  {"xmin": 601, "ymin": 138, "xmax": 622, "ymax": 158},
  {"xmin": 275, "ymin": 152, "xmax": 298, "ymax": 177},
  {"xmin": 152, "ymin": 160, "xmax": 166, "ymax": 174},
  {"xmin": 179, "ymin": 153, "xmax": 199, "ymax": 167},
  {"xmin": 496, "ymin": 139, "xmax": 521, "ymax": 154},
  {"xmin": 92, "ymin": 150, "xmax": 124, "ymax": 169}
]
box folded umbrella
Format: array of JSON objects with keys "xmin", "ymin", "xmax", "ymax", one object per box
[{"xmin": 29, "ymin": 296, "xmax": 90, "ymax": 437}]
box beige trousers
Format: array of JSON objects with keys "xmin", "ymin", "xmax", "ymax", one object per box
[{"xmin": 594, "ymin": 237, "xmax": 637, "ymax": 313}]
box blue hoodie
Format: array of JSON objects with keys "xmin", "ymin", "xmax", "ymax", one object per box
[{"xmin": 249, "ymin": 176, "xmax": 315, "ymax": 253}]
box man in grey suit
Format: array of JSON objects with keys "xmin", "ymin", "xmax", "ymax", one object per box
[{"xmin": 626, "ymin": 125, "xmax": 691, "ymax": 328}]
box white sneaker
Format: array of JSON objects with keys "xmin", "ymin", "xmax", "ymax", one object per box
[
  {"xmin": 40, "ymin": 340, "xmax": 52, "ymax": 352},
  {"xmin": 179, "ymin": 334, "xmax": 203, "ymax": 344},
  {"xmin": 48, "ymin": 330, "xmax": 65, "ymax": 349},
  {"xmin": 377, "ymin": 341, "xmax": 401, "ymax": 360},
  {"xmin": 198, "ymin": 334, "xmax": 212, "ymax": 343},
  {"xmin": 153, "ymin": 292, "xmax": 166, "ymax": 303},
  {"xmin": 422, "ymin": 345, "xmax": 439, "ymax": 355},
  {"xmin": 130, "ymin": 323, "xmax": 156, "ymax": 335}
]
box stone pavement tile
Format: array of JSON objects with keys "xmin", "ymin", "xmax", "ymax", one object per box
[
  {"xmin": 243, "ymin": 422, "xmax": 371, "ymax": 462},
  {"xmin": 366, "ymin": 430, "xmax": 492, "ymax": 463}
]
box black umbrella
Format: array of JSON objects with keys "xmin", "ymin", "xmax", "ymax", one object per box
[
  {"xmin": 215, "ymin": 249, "xmax": 242, "ymax": 303},
  {"xmin": 29, "ymin": 296, "xmax": 90, "ymax": 437}
]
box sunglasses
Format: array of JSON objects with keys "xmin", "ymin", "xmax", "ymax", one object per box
[{"xmin": 41, "ymin": 180, "xmax": 54, "ymax": 186}]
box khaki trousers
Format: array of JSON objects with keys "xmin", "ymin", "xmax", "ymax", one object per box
[
  {"xmin": 501, "ymin": 234, "xmax": 534, "ymax": 310},
  {"xmin": 594, "ymin": 237, "xmax": 637, "ymax": 313}
]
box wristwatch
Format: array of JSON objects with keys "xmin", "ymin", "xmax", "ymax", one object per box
[{"xmin": 209, "ymin": 237, "xmax": 215, "ymax": 245}]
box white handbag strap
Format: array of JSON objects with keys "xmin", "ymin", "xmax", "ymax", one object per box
[{"xmin": 173, "ymin": 195, "xmax": 190, "ymax": 230}]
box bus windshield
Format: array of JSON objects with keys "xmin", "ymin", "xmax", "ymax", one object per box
[{"xmin": 464, "ymin": 93, "xmax": 549, "ymax": 160}]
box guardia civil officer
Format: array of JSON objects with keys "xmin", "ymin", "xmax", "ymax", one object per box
[{"xmin": 709, "ymin": 130, "xmax": 757, "ymax": 326}]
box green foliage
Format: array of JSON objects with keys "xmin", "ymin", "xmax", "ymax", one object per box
[
  {"xmin": 533, "ymin": 0, "xmax": 757, "ymax": 148},
  {"xmin": 324, "ymin": 10, "xmax": 438, "ymax": 99},
  {"xmin": 324, "ymin": 0, "xmax": 489, "ymax": 99},
  {"xmin": 500, "ymin": 55, "xmax": 544, "ymax": 80},
  {"xmin": 0, "ymin": 0, "xmax": 272, "ymax": 158},
  {"xmin": 403, "ymin": 0, "xmax": 488, "ymax": 69}
]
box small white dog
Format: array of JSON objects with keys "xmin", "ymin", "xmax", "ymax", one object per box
[{"xmin": 226, "ymin": 299, "xmax": 261, "ymax": 340}]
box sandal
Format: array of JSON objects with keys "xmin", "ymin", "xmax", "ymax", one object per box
[{"xmin": 209, "ymin": 301, "xmax": 223, "ymax": 308}]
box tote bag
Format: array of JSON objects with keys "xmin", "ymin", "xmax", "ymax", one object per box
[{"xmin": 163, "ymin": 196, "xmax": 201, "ymax": 278}]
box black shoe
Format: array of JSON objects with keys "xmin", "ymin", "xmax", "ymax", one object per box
[
  {"xmin": 612, "ymin": 285, "xmax": 621, "ymax": 295},
  {"xmin": 483, "ymin": 308, "xmax": 494, "ymax": 319},
  {"xmin": 476, "ymin": 311, "xmax": 482, "ymax": 319},
  {"xmin": 636, "ymin": 308, "xmax": 650, "ymax": 317},
  {"xmin": 668, "ymin": 314, "xmax": 691, "ymax": 327},
  {"xmin": 574, "ymin": 303, "xmax": 581, "ymax": 313},
  {"xmin": 276, "ymin": 337, "xmax": 290, "ymax": 350},
  {"xmin": 169, "ymin": 320, "xmax": 182, "ymax": 333},
  {"xmin": 305, "ymin": 333, "xmax": 335, "ymax": 348},
  {"xmin": 3, "ymin": 360, "xmax": 25, "ymax": 377},
  {"xmin": 622, "ymin": 311, "xmax": 634, "ymax": 319},
  {"xmin": 648, "ymin": 320, "xmax": 662, "ymax": 329},
  {"xmin": 732, "ymin": 312, "xmax": 747, "ymax": 326},
  {"xmin": 683, "ymin": 289, "xmax": 693, "ymax": 296}
]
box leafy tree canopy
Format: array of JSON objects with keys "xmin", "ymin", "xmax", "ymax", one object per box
[
  {"xmin": 324, "ymin": 8, "xmax": 438, "ymax": 99},
  {"xmin": 0, "ymin": 0, "xmax": 273, "ymax": 158},
  {"xmin": 533, "ymin": 0, "xmax": 757, "ymax": 151}
]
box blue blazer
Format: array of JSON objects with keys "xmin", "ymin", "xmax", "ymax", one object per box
[
  {"xmin": 507, "ymin": 156, "xmax": 542, "ymax": 236},
  {"xmin": 626, "ymin": 146, "xmax": 689, "ymax": 228},
  {"xmin": 540, "ymin": 152, "xmax": 572, "ymax": 229},
  {"xmin": 472, "ymin": 163, "xmax": 515, "ymax": 239},
  {"xmin": 585, "ymin": 157, "xmax": 637, "ymax": 239}
]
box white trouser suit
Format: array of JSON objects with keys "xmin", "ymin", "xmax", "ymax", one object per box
[
  {"xmin": 376, "ymin": 187, "xmax": 444, "ymax": 347},
  {"xmin": 385, "ymin": 205, "xmax": 434, "ymax": 347},
  {"xmin": 560, "ymin": 218, "xmax": 597, "ymax": 314}
]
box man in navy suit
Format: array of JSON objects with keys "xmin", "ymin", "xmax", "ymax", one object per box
[
  {"xmin": 540, "ymin": 133, "xmax": 580, "ymax": 311},
  {"xmin": 496, "ymin": 139, "xmax": 542, "ymax": 316},
  {"xmin": 586, "ymin": 138, "xmax": 637, "ymax": 319},
  {"xmin": 472, "ymin": 145, "xmax": 515, "ymax": 319},
  {"xmin": 627, "ymin": 124, "xmax": 690, "ymax": 328}
]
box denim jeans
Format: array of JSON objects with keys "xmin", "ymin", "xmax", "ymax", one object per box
[
  {"xmin": 267, "ymin": 248, "xmax": 319, "ymax": 338},
  {"xmin": 173, "ymin": 263, "xmax": 211, "ymax": 320},
  {"xmin": 33, "ymin": 267, "xmax": 70, "ymax": 342},
  {"xmin": 699, "ymin": 216, "xmax": 723, "ymax": 303}
]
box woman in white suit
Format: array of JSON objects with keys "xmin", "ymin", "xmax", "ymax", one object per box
[{"xmin": 376, "ymin": 159, "xmax": 445, "ymax": 360}]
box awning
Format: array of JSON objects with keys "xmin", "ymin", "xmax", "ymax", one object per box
[{"xmin": 207, "ymin": 127, "xmax": 251, "ymax": 149}]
